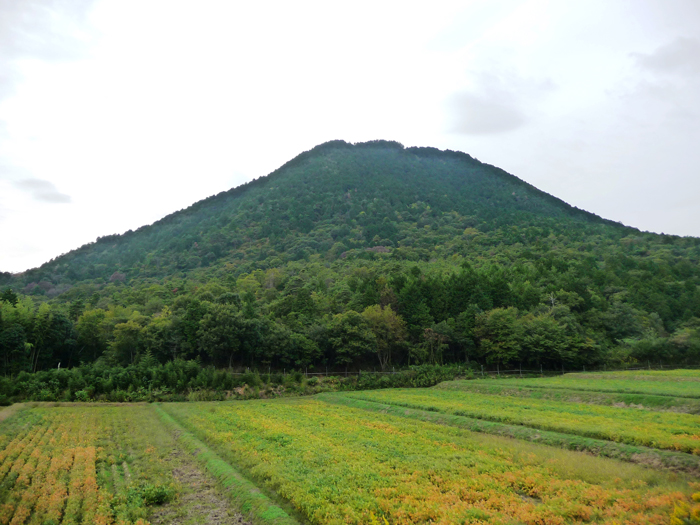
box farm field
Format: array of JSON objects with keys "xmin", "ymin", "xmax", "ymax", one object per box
[
  {"xmin": 435, "ymin": 380, "xmax": 700, "ymax": 413},
  {"xmin": 565, "ymin": 370, "xmax": 700, "ymax": 381},
  {"xmin": 162, "ymin": 398, "xmax": 696, "ymax": 525},
  {"xmin": 2, "ymin": 370, "xmax": 700, "ymax": 524},
  {"xmin": 345, "ymin": 389, "xmax": 700, "ymax": 455},
  {"xmin": 342, "ymin": 388, "xmax": 700, "ymax": 454},
  {"xmin": 319, "ymin": 392, "xmax": 700, "ymax": 475},
  {"xmin": 479, "ymin": 370, "xmax": 700, "ymax": 398},
  {"xmin": 0, "ymin": 404, "xmax": 250, "ymax": 525}
]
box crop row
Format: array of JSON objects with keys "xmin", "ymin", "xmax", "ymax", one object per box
[
  {"xmin": 344, "ymin": 389, "xmax": 700, "ymax": 454},
  {"xmin": 0, "ymin": 410, "xmax": 117, "ymax": 525},
  {"xmin": 0, "ymin": 407, "xmax": 174, "ymax": 525},
  {"xmin": 162, "ymin": 398, "xmax": 694, "ymax": 525}
]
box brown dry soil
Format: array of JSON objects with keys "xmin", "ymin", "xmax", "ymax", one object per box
[{"xmin": 150, "ymin": 431, "xmax": 252, "ymax": 525}]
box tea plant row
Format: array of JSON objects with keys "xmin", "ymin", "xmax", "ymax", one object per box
[{"xmin": 0, "ymin": 407, "xmax": 174, "ymax": 525}]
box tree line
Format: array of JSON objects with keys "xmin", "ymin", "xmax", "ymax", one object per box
[
  {"xmin": 3, "ymin": 143, "xmax": 699, "ymax": 380},
  {"xmin": 2, "ymin": 252, "xmax": 699, "ymax": 377}
]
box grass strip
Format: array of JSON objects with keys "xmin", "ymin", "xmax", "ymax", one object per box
[
  {"xmin": 436, "ymin": 380, "xmax": 700, "ymax": 413},
  {"xmin": 318, "ymin": 393, "xmax": 700, "ymax": 476},
  {"xmin": 152, "ymin": 404, "xmax": 299, "ymax": 525}
]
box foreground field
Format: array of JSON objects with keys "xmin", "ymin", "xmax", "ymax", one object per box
[
  {"xmin": 2, "ymin": 370, "xmax": 700, "ymax": 525},
  {"xmin": 0, "ymin": 405, "xmax": 171, "ymax": 524},
  {"xmin": 0, "ymin": 404, "xmax": 250, "ymax": 525},
  {"xmin": 163, "ymin": 398, "xmax": 695, "ymax": 525}
]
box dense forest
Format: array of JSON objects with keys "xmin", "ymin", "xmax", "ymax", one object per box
[{"xmin": 1, "ymin": 140, "xmax": 699, "ymax": 383}]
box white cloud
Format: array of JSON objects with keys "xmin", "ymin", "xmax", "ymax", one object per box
[
  {"xmin": 633, "ymin": 37, "xmax": 700, "ymax": 77},
  {"xmin": 447, "ymin": 70, "xmax": 555, "ymax": 135},
  {"xmin": 448, "ymin": 91, "xmax": 527, "ymax": 134}
]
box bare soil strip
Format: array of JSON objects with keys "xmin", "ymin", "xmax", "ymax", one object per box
[
  {"xmin": 151, "ymin": 440, "xmax": 252, "ymax": 525},
  {"xmin": 153, "ymin": 404, "xmax": 300, "ymax": 525}
]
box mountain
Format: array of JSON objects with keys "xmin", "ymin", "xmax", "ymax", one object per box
[
  {"xmin": 1, "ymin": 140, "xmax": 699, "ymax": 374},
  {"xmin": 10, "ymin": 140, "xmax": 619, "ymax": 288}
]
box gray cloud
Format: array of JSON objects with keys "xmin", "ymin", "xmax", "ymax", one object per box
[
  {"xmin": 448, "ymin": 92, "xmax": 526, "ymax": 134},
  {"xmin": 447, "ymin": 70, "xmax": 554, "ymax": 135},
  {"xmin": 632, "ymin": 37, "xmax": 700, "ymax": 77},
  {"xmin": 622, "ymin": 37, "xmax": 700, "ymax": 126},
  {"xmin": 14, "ymin": 178, "xmax": 71, "ymax": 203}
]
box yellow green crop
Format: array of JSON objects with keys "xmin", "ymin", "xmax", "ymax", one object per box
[
  {"xmin": 345, "ymin": 388, "xmax": 700, "ymax": 454},
  {"xmin": 497, "ymin": 371, "xmax": 700, "ymax": 398},
  {"xmin": 0, "ymin": 406, "xmax": 174, "ymax": 525},
  {"xmin": 163, "ymin": 398, "xmax": 693, "ymax": 525}
]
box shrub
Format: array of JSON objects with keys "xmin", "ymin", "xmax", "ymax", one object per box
[{"xmin": 74, "ymin": 390, "xmax": 90, "ymax": 402}]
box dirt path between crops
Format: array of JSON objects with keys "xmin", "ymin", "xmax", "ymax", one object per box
[{"xmin": 150, "ymin": 431, "xmax": 252, "ymax": 525}]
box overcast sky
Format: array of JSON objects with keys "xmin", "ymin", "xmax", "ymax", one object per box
[{"xmin": 1, "ymin": 0, "xmax": 699, "ymax": 273}]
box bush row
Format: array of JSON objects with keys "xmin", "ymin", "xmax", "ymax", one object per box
[{"xmin": 0, "ymin": 361, "xmax": 471, "ymax": 404}]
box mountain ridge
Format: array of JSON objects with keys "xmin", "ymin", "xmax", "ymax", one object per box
[{"xmin": 7, "ymin": 139, "xmax": 628, "ymax": 284}]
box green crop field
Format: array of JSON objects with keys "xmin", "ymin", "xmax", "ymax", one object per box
[
  {"xmin": 342, "ymin": 389, "xmax": 700, "ymax": 454},
  {"xmin": 435, "ymin": 379, "xmax": 700, "ymax": 412},
  {"xmin": 566, "ymin": 370, "xmax": 700, "ymax": 381},
  {"xmin": 2, "ymin": 372, "xmax": 700, "ymax": 525},
  {"xmin": 476, "ymin": 371, "xmax": 700, "ymax": 398},
  {"xmin": 161, "ymin": 398, "xmax": 694, "ymax": 525}
]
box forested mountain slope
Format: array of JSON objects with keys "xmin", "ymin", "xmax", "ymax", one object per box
[
  {"xmin": 7, "ymin": 140, "xmax": 614, "ymax": 288},
  {"xmin": 1, "ymin": 140, "xmax": 699, "ymax": 375}
]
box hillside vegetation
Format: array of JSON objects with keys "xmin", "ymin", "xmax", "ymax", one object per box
[{"xmin": 1, "ymin": 140, "xmax": 699, "ymax": 378}]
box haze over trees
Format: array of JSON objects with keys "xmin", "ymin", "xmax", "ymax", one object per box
[{"xmin": 1, "ymin": 140, "xmax": 699, "ymax": 376}]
